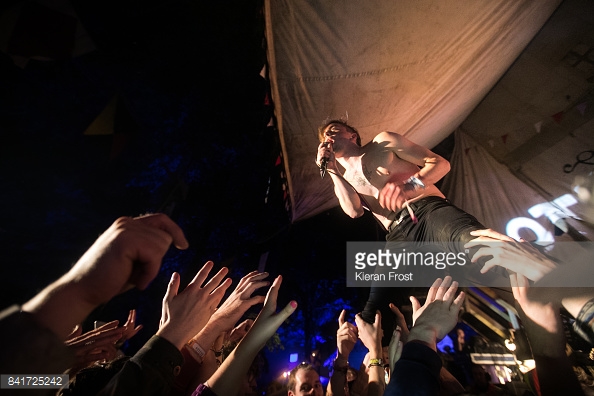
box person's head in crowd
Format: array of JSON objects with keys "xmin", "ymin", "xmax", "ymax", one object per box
[{"xmin": 287, "ymin": 362, "xmax": 323, "ymax": 396}]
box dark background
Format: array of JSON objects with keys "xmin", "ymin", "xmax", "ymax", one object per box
[{"xmin": 0, "ymin": 0, "xmax": 409, "ymax": 384}]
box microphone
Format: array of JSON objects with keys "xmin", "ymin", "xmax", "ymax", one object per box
[{"xmin": 320, "ymin": 141, "xmax": 331, "ymax": 178}]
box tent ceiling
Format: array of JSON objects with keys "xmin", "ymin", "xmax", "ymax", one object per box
[{"xmin": 264, "ymin": 0, "xmax": 594, "ymax": 222}]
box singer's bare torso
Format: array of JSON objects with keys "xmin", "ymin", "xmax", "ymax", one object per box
[
  {"xmin": 320, "ymin": 123, "xmax": 446, "ymax": 230},
  {"xmin": 339, "ymin": 145, "xmax": 444, "ymax": 229}
]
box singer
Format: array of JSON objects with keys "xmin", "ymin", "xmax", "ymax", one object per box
[{"xmin": 314, "ymin": 119, "xmax": 499, "ymax": 329}]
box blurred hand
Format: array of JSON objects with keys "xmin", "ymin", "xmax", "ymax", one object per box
[
  {"xmin": 378, "ymin": 181, "xmax": 409, "ymax": 212},
  {"xmin": 116, "ymin": 309, "xmax": 143, "ymax": 348},
  {"xmin": 410, "ymin": 277, "xmax": 465, "ymax": 343},
  {"xmin": 64, "ymin": 213, "xmax": 189, "ymax": 307},
  {"xmin": 64, "ymin": 321, "xmax": 123, "ymax": 374},
  {"xmin": 465, "ymin": 229, "xmax": 557, "ymax": 281},
  {"xmin": 410, "ymin": 276, "xmax": 457, "ymax": 328},
  {"xmin": 22, "ymin": 213, "xmax": 189, "ymax": 340}
]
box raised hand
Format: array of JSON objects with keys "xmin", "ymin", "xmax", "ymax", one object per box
[
  {"xmin": 239, "ymin": 275, "xmax": 297, "ymax": 350},
  {"xmin": 388, "ymin": 303, "xmax": 410, "ymax": 342},
  {"xmin": 116, "ymin": 309, "xmax": 143, "ymax": 348},
  {"xmin": 209, "ymin": 271, "xmax": 269, "ymax": 333},
  {"xmin": 64, "ymin": 320, "xmax": 123, "ymax": 374},
  {"xmin": 157, "ymin": 261, "xmax": 231, "ymax": 349},
  {"xmin": 354, "ymin": 311, "xmax": 383, "ymax": 356},
  {"xmin": 22, "ymin": 213, "xmax": 189, "ymax": 340},
  {"xmin": 410, "ymin": 276, "xmax": 457, "ymax": 327},
  {"xmin": 206, "ymin": 275, "xmax": 297, "ymax": 396},
  {"xmin": 336, "ymin": 309, "xmax": 358, "ymax": 360},
  {"xmin": 410, "ymin": 277, "xmax": 465, "ymax": 344},
  {"xmin": 465, "ymin": 228, "xmax": 557, "ymax": 281}
]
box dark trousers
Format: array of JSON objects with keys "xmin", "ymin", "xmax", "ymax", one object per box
[{"xmin": 360, "ymin": 196, "xmax": 495, "ymax": 337}]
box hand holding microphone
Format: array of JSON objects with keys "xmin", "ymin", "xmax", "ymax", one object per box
[{"xmin": 317, "ymin": 140, "xmax": 333, "ymax": 178}]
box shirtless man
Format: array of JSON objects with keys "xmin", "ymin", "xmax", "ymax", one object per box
[
  {"xmin": 316, "ymin": 121, "xmax": 447, "ymax": 226},
  {"xmin": 314, "ymin": 120, "xmax": 490, "ymax": 325}
]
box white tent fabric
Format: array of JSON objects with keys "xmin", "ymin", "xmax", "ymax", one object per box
[
  {"xmin": 265, "ymin": 0, "xmax": 562, "ymax": 222},
  {"xmin": 441, "ymin": 130, "xmax": 549, "ymax": 240},
  {"xmin": 441, "ymin": 129, "xmax": 594, "ymax": 244}
]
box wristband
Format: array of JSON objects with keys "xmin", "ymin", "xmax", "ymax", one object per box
[
  {"xmin": 186, "ymin": 339, "xmax": 206, "ymax": 362},
  {"xmin": 368, "ymin": 358, "xmax": 383, "ymax": 368},
  {"xmin": 404, "ymin": 175, "xmax": 425, "ymax": 191}
]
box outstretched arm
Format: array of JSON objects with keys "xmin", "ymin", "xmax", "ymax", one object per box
[
  {"xmin": 465, "ymin": 228, "xmax": 557, "ymax": 281},
  {"xmin": 385, "ymin": 277, "xmax": 464, "ymax": 396},
  {"xmin": 177, "ymin": 271, "xmax": 270, "ymax": 394},
  {"xmin": 355, "ymin": 311, "xmax": 385, "ymax": 396},
  {"xmin": 328, "ymin": 309, "xmax": 358, "ymax": 396},
  {"xmin": 204, "ymin": 275, "xmax": 297, "ymax": 396},
  {"xmin": 22, "ymin": 213, "xmax": 189, "ymax": 341}
]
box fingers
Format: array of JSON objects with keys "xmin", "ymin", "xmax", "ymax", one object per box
[
  {"xmin": 67, "ymin": 325, "xmax": 82, "ymax": 340},
  {"xmin": 164, "ymin": 272, "xmax": 180, "ymax": 305},
  {"xmin": 453, "ymin": 291, "xmax": 465, "ymax": 309},
  {"xmin": 469, "ymin": 229, "xmax": 515, "ymax": 242},
  {"xmin": 262, "ymin": 275, "xmax": 282, "ymax": 315},
  {"xmin": 261, "ymin": 275, "xmax": 297, "ymax": 328},
  {"xmin": 275, "ymin": 300, "xmax": 298, "ymax": 326},
  {"xmin": 379, "ymin": 183, "xmax": 406, "ymax": 211},
  {"xmin": 209, "ymin": 277, "xmax": 233, "ymax": 305},
  {"xmin": 441, "ymin": 280, "xmax": 458, "ymax": 303},
  {"xmin": 410, "ymin": 296, "xmax": 421, "ymax": 314},
  {"xmin": 435, "ymin": 276, "xmax": 452, "ymax": 300},
  {"xmin": 374, "ymin": 310, "xmax": 382, "ymax": 327},
  {"xmin": 339, "ymin": 309, "xmax": 346, "ymax": 326},
  {"xmin": 187, "ymin": 261, "xmax": 215, "ymax": 289},
  {"xmin": 379, "ymin": 184, "xmax": 397, "ymax": 211},
  {"xmin": 201, "ymin": 267, "xmax": 230, "ymax": 294},
  {"xmin": 68, "ymin": 326, "xmax": 124, "ymax": 355},
  {"xmin": 135, "ymin": 213, "xmax": 189, "ymax": 250},
  {"xmin": 389, "ymin": 303, "xmax": 409, "ymax": 338},
  {"xmin": 241, "ymin": 278, "xmax": 271, "ymax": 299}
]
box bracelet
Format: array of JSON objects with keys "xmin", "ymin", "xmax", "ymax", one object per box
[
  {"xmin": 367, "ymin": 358, "xmax": 383, "ymax": 368},
  {"xmin": 404, "ymin": 175, "xmax": 425, "ymax": 191},
  {"xmin": 186, "ymin": 339, "xmax": 206, "ymax": 360}
]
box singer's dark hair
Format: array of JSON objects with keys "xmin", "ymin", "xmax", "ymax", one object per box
[{"xmin": 318, "ymin": 120, "xmax": 361, "ymax": 146}]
